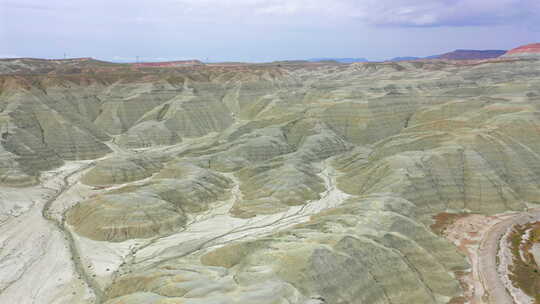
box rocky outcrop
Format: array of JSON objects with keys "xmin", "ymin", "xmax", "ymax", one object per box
[
  {"xmin": 66, "ymin": 192, "xmax": 186, "ymax": 242},
  {"xmin": 68, "ymin": 161, "xmax": 232, "ymax": 241},
  {"xmin": 103, "ymin": 195, "xmax": 466, "ymax": 304},
  {"xmin": 81, "ymin": 155, "xmax": 163, "ymax": 186},
  {"xmin": 115, "ymin": 121, "xmax": 182, "ymax": 148}
]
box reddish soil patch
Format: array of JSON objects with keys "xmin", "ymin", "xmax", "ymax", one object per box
[{"xmin": 431, "ymin": 212, "xmax": 469, "ymax": 235}]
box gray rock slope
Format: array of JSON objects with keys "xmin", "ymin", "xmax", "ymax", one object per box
[{"xmin": 1, "ymin": 57, "xmax": 540, "ymax": 303}]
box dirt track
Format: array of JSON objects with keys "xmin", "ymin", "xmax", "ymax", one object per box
[{"xmin": 472, "ymin": 210, "xmax": 540, "ymax": 304}]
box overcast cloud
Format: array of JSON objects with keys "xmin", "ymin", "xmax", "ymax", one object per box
[{"xmin": 1, "ymin": 0, "xmax": 539, "ymax": 61}]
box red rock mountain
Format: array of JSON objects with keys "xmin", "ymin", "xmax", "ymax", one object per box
[{"xmin": 504, "ymin": 43, "xmax": 540, "ymax": 57}]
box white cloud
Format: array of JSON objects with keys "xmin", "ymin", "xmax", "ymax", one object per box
[
  {"xmin": 164, "ymin": 0, "xmax": 540, "ymax": 27},
  {"xmin": 5, "ymin": 0, "xmax": 538, "ymax": 29},
  {"xmin": 2, "ymin": 0, "xmax": 538, "ymax": 62},
  {"xmin": 348, "ymin": 0, "xmax": 539, "ymax": 27}
]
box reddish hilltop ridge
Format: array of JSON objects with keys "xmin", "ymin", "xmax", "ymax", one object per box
[{"xmin": 504, "ymin": 43, "xmax": 540, "ymax": 57}]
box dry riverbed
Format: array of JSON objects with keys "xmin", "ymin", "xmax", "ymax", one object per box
[
  {"xmin": 0, "ymin": 161, "xmax": 97, "ymax": 304},
  {"xmin": 0, "ymin": 153, "xmax": 350, "ymax": 304}
]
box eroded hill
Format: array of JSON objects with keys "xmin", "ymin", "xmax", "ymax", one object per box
[{"xmin": 1, "ymin": 56, "xmax": 540, "ymax": 304}]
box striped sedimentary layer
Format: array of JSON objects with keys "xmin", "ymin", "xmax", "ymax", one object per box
[{"xmin": 1, "ymin": 56, "xmax": 540, "ymax": 303}]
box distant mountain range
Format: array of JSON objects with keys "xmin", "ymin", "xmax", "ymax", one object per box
[
  {"xmin": 390, "ymin": 49, "xmax": 507, "ymax": 62},
  {"xmin": 309, "ymin": 57, "xmax": 369, "ymax": 63},
  {"xmin": 132, "ymin": 60, "xmax": 203, "ymax": 67},
  {"xmin": 309, "ymin": 50, "xmax": 506, "ymax": 63},
  {"xmin": 390, "ymin": 56, "xmax": 423, "ymax": 62},
  {"xmin": 436, "ymin": 49, "xmax": 507, "ymax": 60}
]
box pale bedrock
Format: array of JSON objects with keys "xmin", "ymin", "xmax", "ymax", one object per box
[
  {"xmin": 293, "ymin": 124, "xmax": 352, "ymax": 162},
  {"xmin": 116, "ymin": 121, "xmax": 182, "ymax": 148},
  {"xmin": 336, "ymin": 94, "xmax": 540, "ymax": 216},
  {"xmin": 69, "ymin": 161, "xmax": 232, "ymax": 241},
  {"xmin": 66, "ymin": 192, "xmax": 186, "ymax": 242},
  {"xmin": 104, "ymin": 266, "xmax": 307, "ymax": 304},
  {"xmin": 34, "ymin": 117, "xmax": 110, "ymax": 160},
  {"xmin": 32, "ymin": 86, "xmax": 111, "ymax": 142},
  {"xmin": 338, "ymin": 137, "xmax": 529, "ymax": 217},
  {"xmin": 222, "ymin": 114, "xmax": 301, "ymax": 143},
  {"xmin": 457, "ymin": 129, "xmax": 540, "ymax": 203},
  {"xmin": 3, "ymin": 58, "xmax": 540, "ymax": 304},
  {"xmin": 229, "ymin": 122, "xmax": 350, "ymax": 217},
  {"xmin": 487, "ymin": 111, "xmax": 540, "ymax": 153},
  {"xmin": 113, "ymin": 92, "xmax": 235, "ymax": 149},
  {"xmin": 154, "ymin": 160, "xmax": 232, "ymax": 185},
  {"xmin": 42, "ymin": 86, "xmax": 105, "ymax": 123},
  {"xmin": 66, "ymin": 193, "xmax": 186, "ymax": 242},
  {"xmin": 145, "ymin": 177, "xmax": 231, "ymax": 214},
  {"xmin": 105, "ymin": 196, "xmax": 465, "ymax": 304},
  {"xmin": 223, "ymin": 78, "xmax": 302, "ymax": 120},
  {"xmin": 6, "ymin": 93, "xmax": 111, "ymax": 161},
  {"xmin": 1, "ymin": 128, "xmax": 63, "ymax": 181},
  {"xmin": 81, "ymin": 155, "xmax": 163, "ymax": 186},
  {"xmin": 151, "ymin": 161, "xmax": 233, "ymax": 212},
  {"xmin": 280, "ymin": 118, "xmax": 352, "ymax": 161},
  {"xmin": 317, "ymin": 102, "xmax": 372, "ymax": 144},
  {"xmin": 254, "ymin": 204, "xmax": 462, "ymax": 303},
  {"xmin": 0, "ymin": 145, "xmax": 39, "ymax": 186},
  {"xmin": 300, "ymin": 93, "xmax": 420, "ymax": 146},
  {"xmin": 204, "ymin": 132, "xmax": 293, "ymax": 172},
  {"xmin": 132, "ymin": 95, "xmax": 234, "ymax": 139},
  {"xmin": 94, "ymin": 81, "xmax": 181, "ymax": 135},
  {"xmin": 232, "ymin": 161, "xmax": 326, "ymax": 217},
  {"xmin": 407, "ymin": 98, "xmax": 493, "ymax": 127}
]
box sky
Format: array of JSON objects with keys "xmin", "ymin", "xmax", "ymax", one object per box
[{"xmin": 1, "ymin": 0, "xmax": 539, "ymax": 62}]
